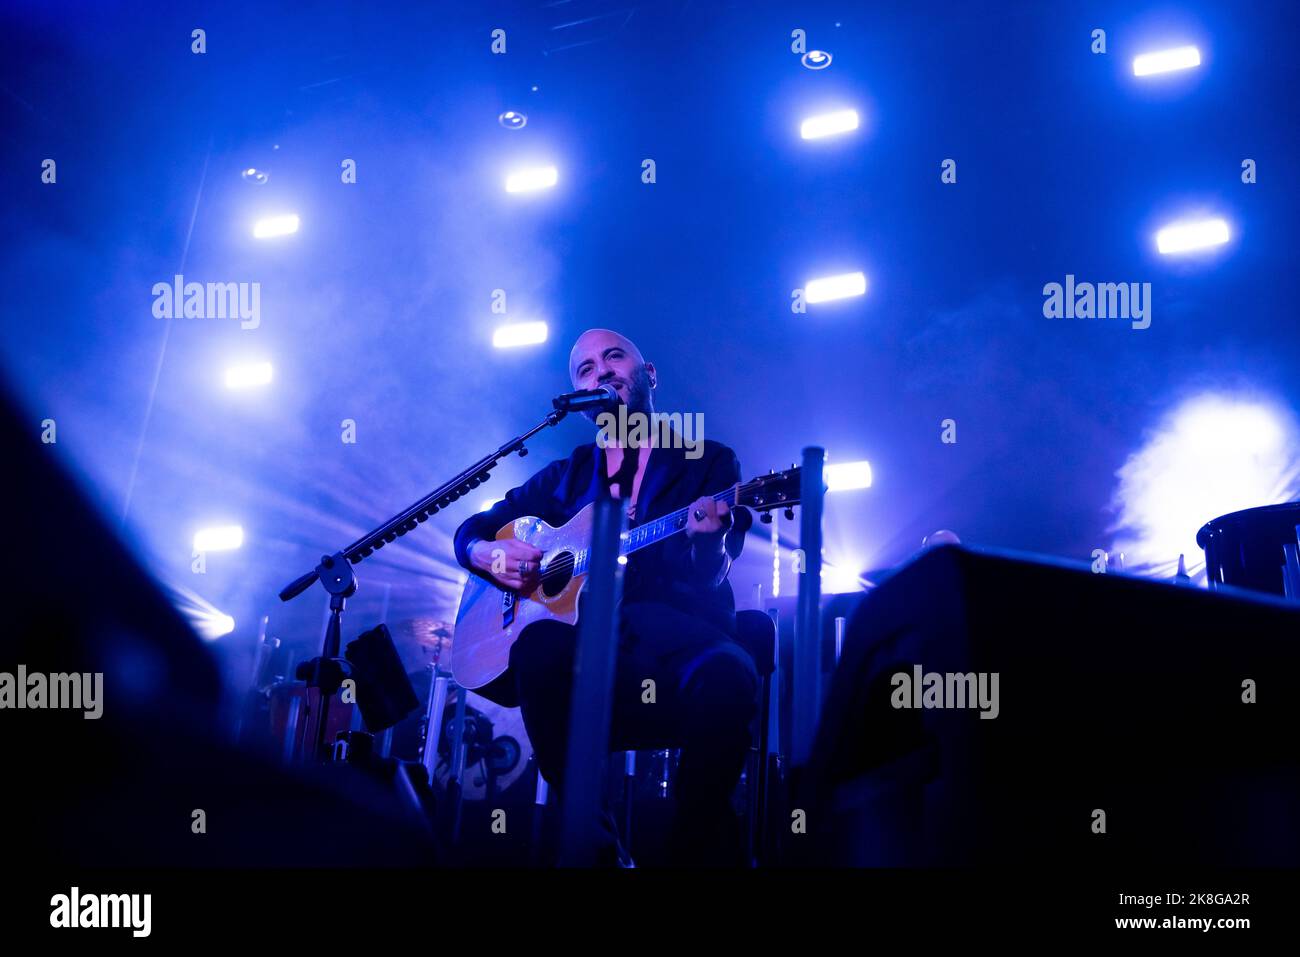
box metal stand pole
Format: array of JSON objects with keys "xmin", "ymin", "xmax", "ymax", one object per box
[
  {"xmin": 531, "ymin": 768, "xmax": 549, "ymax": 867},
  {"xmin": 792, "ymin": 446, "xmax": 825, "ymax": 767},
  {"xmin": 558, "ymin": 493, "xmax": 626, "ymax": 866},
  {"xmin": 421, "ymin": 671, "xmax": 450, "ymax": 785},
  {"xmin": 448, "ymin": 684, "xmax": 469, "ymax": 845},
  {"xmin": 621, "ymin": 750, "xmax": 636, "ymax": 849},
  {"xmin": 300, "ymin": 553, "xmax": 355, "ymax": 763}
]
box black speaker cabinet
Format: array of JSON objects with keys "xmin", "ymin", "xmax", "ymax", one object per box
[{"xmin": 803, "ymin": 544, "xmax": 1300, "ymax": 866}]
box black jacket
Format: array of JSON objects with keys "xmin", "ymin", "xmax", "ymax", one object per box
[{"xmin": 453, "ymin": 438, "xmax": 746, "ymax": 636}]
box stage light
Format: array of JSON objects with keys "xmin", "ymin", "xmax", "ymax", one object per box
[
  {"xmin": 493, "ymin": 321, "xmax": 549, "ymax": 348},
  {"xmin": 499, "ymin": 111, "xmax": 528, "ymax": 129},
  {"xmin": 771, "ymin": 534, "xmax": 781, "ymax": 599},
  {"xmin": 194, "ymin": 525, "xmax": 244, "ymax": 552},
  {"xmin": 826, "ymin": 460, "xmax": 873, "ymax": 492},
  {"xmin": 805, "ymin": 271, "xmax": 867, "ymax": 304},
  {"xmin": 187, "ymin": 610, "xmax": 236, "ymax": 641},
  {"xmin": 802, "ymin": 50, "xmax": 832, "ymax": 70},
  {"xmin": 163, "ymin": 584, "xmax": 237, "ymax": 641},
  {"xmin": 505, "ymin": 166, "xmax": 557, "ymax": 193},
  {"xmin": 1111, "ymin": 393, "xmax": 1300, "ymax": 575},
  {"xmin": 224, "ymin": 361, "xmax": 273, "ymax": 389},
  {"xmin": 1133, "ymin": 45, "xmax": 1201, "ymax": 77},
  {"xmin": 801, "ymin": 109, "xmax": 860, "ymax": 140},
  {"xmin": 821, "ymin": 563, "xmax": 865, "ymax": 594},
  {"xmin": 1155, "ymin": 218, "xmax": 1230, "ymax": 255},
  {"xmin": 480, "ymin": 498, "xmax": 501, "ymax": 512},
  {"xmin": 203, "ymin": 615, "xmax": 237, "ymax": 640},
  {"xmin": 253, "ymin": 213, "xmax": 300, "ymax": 239}
]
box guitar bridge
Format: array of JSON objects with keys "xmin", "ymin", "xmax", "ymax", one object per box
[{"xmin": 502, "ymin": 588, "xmax": 516, "ymax": 628}]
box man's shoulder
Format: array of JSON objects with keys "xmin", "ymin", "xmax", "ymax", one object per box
[
  {"xmin": 564, "ymin": 441, "xmax": 600, "ymax": 470},
  {"xmin": 523, "ymin": 442, "xmax": 598, "ymax": 486},
  {"xmin": 664, "ymin": 438, "xmax": 739, "ymax": 486}
]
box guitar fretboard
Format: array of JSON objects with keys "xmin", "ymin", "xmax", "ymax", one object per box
[{"xmin": 570, "ymin": 485, "xmax": 739, "ymax": 576}]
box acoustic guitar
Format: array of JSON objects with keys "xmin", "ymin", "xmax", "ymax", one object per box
[{"xmin": 451, "ymin": 467, "xmax": 802, "ymax": 689}]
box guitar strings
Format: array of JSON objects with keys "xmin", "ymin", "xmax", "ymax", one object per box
[{"xmin": 533, "ymin": 483, "xmax": 754, "ymax": 587}]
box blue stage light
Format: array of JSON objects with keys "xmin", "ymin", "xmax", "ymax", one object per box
[
  {"xmin": 252, "ymin": 213, "xmax": 300, "ymax": 239},
  {"xmin": 826, "ymin": 460, "xmax": 873, "ymax": 491},
  {"xmin": 193, "ymin": 525, "xmax": 244, "ymax": 552},
  {"xmin": 1133, "ymin": 45, "xmax": 1201, "ymax": 77},
  {"xmin": 800, "ymin": 109, "xmax": 860, "ymax": 141},
  {"xmin": 493, "ymin": 321, "xmax": 549, "ymax": 348},
  {"xmin": 1111, "ymin": 394, "xmax": 1300, "ymax": 574},
  {"xmin": 224, "ymin": 361, "xmax": 273, "ymax": 389},
  {"xmin": 505, "ymin": 166, "xmax": 557, "ymax": 193},
  {"xmin": 1156, "ymin": 217, "xmax": 1230, "ymax": 255},
  {"xmin": 806, "ymin": 271, "xmax": 867, "ymax": 304}
]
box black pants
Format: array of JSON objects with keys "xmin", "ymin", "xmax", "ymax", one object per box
[{"xmin": 508, "ymin": 600, "xmax": 759, "ymax": 865}]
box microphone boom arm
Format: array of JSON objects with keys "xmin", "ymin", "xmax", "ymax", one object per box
[{"xmin": 278, "ymin": 407, "xmax": 569, "ymax": 603}]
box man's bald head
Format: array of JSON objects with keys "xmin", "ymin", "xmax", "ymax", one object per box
[
  {"xmin": 568, "ymin": 329, "xmax": 644, "ymax": 377},
  {"xmin": 568, "ymin": 328, "xmax": 656, "ymax": 416}
]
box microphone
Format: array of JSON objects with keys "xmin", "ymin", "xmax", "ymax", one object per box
[{"xmin": 552, "ymin": 384, "xmax": 620, "ymax": 413}]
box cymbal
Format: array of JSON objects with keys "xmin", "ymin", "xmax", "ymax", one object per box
[{"xmin": 390, "ymin": 617, "xmax": 453, "ymax": 672}]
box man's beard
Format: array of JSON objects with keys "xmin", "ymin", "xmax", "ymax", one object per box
[
  {"xmin": 582, "ymin": 366, "xmax": 654, "ymax": 423},
  {"xmin": 622, "ymin": 365, "xmax": 654, "ymax": 415}
]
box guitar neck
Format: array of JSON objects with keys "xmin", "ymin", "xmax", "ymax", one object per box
[{"xmin": 572, "ymin": 485, "xmax": 738, "ymax": 576}]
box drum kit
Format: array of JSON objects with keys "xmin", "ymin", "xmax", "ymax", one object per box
[
  {"xmin": 390, "ymin": 617, "xmax": 535, "ymax": 800},
  {"xmin": 251, "ymin": 609, "xmax": 688, "ymax": 838}
]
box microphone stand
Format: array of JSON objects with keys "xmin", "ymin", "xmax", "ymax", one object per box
[{"xmin": 278, "ymin": 407, "xmax": 570, "ymax": 763}]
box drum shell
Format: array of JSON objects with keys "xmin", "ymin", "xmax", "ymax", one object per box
[{"xmin": 1197, "ymin": 502, "xmax": 1300, "ymax": 596}]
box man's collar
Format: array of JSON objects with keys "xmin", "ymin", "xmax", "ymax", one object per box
[{"xmin": 626, "ymin": 435, "xmax": 690, "ymax": 521}]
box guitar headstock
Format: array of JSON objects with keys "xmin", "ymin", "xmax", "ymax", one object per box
[{"xmin": 737, "ymin": 467, "xmax": 802, "ymax": 514}]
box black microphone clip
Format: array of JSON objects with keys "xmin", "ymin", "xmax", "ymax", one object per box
[{"xmin": 552, "ymin": 385, "xmax": 620, "ymax": 413}]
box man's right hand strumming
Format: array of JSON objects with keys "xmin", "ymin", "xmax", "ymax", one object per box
[{"xmin": 468, "ymin": 537, "xmax": 544, "ymax": 593}]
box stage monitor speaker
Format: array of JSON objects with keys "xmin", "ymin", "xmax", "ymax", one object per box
[{"xmin": 803, "ymin": 544, "xmax": 1300, "ymax": 867}]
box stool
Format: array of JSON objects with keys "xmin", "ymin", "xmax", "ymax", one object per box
[
  {"xmin": 732, "ymin": 608, "xmax": 779, "ymax": 866},
  {"xmin": 619, "ymin": 609, "xmax": 780, "ymax": 865}
]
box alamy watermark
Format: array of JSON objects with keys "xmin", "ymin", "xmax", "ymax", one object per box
[
  {"xmin": 50, "ymin": 887, "xmax": 151, "ymax": 937},
  {"xmin": 890, "ymin": 665, "xmax": 1000, "ymax": 719},
  {"xmin": 152, "ymin": 273, "xmax": 260, "ymax": 329},
  {"xmin": 1043, "ymin": 274, "xmax": 1151, "ymax": 330},
  {"xmin": 0, "ymin": 665, "xmax": 103, "ymax": 719},
  {"xmin": 595, "ymin": 405, "xmax": 705, "ymax": 460}
]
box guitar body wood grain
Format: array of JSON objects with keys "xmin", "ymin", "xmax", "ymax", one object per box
[{"xmin": 451, "ymin": 504, "xmax": 592, "ymax": 689}]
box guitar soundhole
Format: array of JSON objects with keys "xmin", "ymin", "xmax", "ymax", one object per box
[{"xmin": 540, "ymin": 552, "xmax": 574, "ymax": 597}]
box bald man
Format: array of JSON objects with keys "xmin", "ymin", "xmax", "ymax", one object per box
[{"xmin": 453, "ymin": 329, "xmax": 757, "ymax": 867}]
